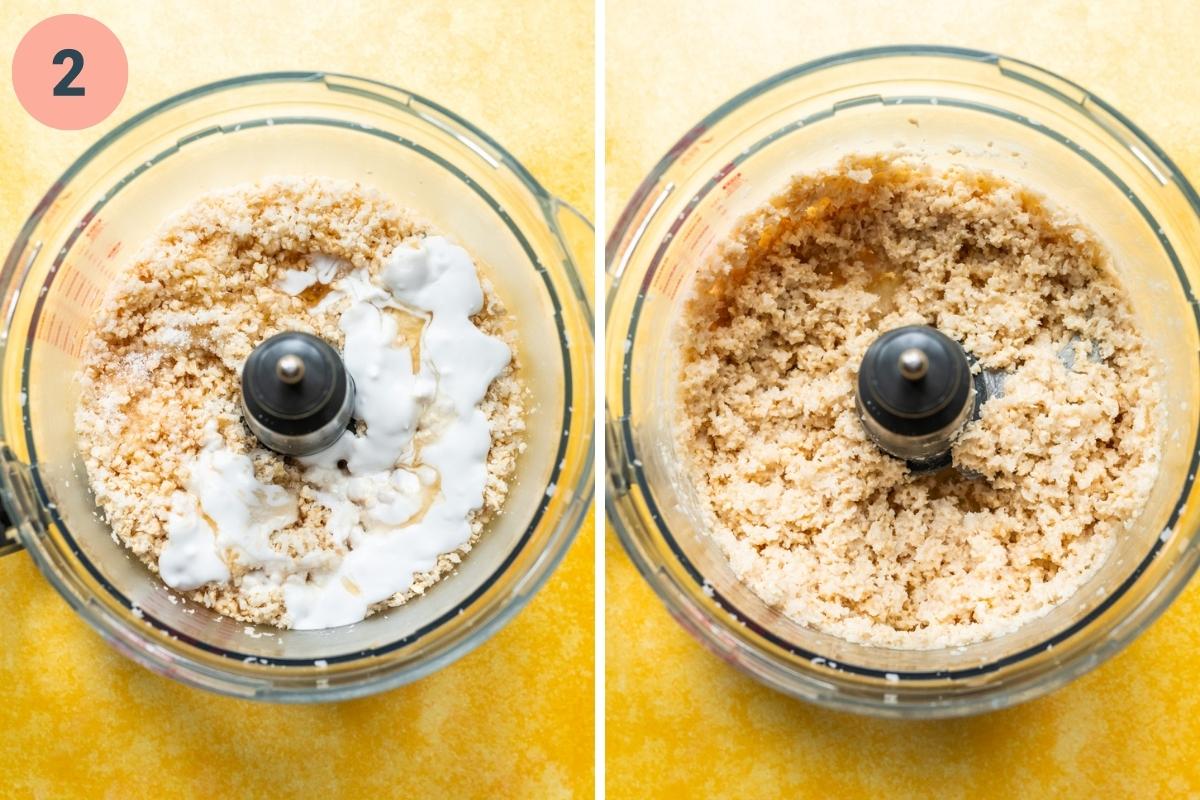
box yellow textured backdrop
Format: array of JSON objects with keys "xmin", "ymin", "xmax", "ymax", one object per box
[
  {"xmin": 0, "ymin": 1, "xmax": 593, "ymax": 797},
  {"xmin": 606, "ymin": 1, "xmax": 1200, "ymax": 798}
]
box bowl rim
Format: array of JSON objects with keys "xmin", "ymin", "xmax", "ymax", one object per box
[
  {"xmin": 1, "ymin": 71, "xmax": 595, "ymax": 701},
  {"xmin": 606, "ymin": 44, "xmax": 1200, "ymax": 259},
  {"xmin": 605, "ymin": 44, "xmax": 1200, "ymax": 716}
]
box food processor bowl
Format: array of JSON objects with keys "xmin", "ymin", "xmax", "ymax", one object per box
[
  {"xmin": 0, "ymin": 73, "xmax": 593, "ymax": 702},
  {"xmin": 606, "ymin": 46, "xmax": 1200, "ymax": 718}
]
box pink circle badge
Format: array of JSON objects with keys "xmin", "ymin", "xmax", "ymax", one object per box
[{"xmin": 12, "ymin": 15, "xmax": 128, "ymax": 130}]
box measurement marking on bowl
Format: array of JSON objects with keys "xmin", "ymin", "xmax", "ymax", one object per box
[
  {"xmin": 35, "ymin": 309, "xmax": 85, "ymax": 357},
  {"xmin": 60, "ymin": 267, "xmax": 104, "ymax": 309},
  {"xmin": 677, "ymin": 134, "xmax": 715, "ymax": 168},
  {"xmin": 653, "ymin": 172, "xmax": 747, "ymax": 300}
]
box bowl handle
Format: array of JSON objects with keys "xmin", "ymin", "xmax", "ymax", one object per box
[
  {"xmin": 0, "ymin": 510, "xmax": 15, "ymax": 556},
  {"xmin": 550, "ymin": 198, "xmax": 595, "ymax": 310},
  {"xmin": 0, "ymin": 447, "xmax": 34, "ymax": 557}
]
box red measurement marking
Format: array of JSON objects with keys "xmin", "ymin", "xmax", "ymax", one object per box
[
  {"xmin": 655, "ymin": 213, "xmax": 721, "ymax": 301},
  {"xmin": 681, "ymin": 218, "xmax": 709, "ymax": 250},
  {"xmin": 77, "ymin": 247, "xmax": 119, "ymax": 282},
  {"xmin": 34, "ymin": 309, "xmax": 85, "ymax": 357},
  {"xmin": 679, "ymin": 134, "xmax": 715, "ymax": 165},
  {"xmin": 61, "ymin": 269, "xmax": 79, "ymax": 301},
  {"xmin": 656, "ymin": 258, "xmax": 685, "ymax": 299},
  {"xmin": 722, "ymin": 171, "xmax": 745, "ymax": 193},
  {"xmin": 84, "ymin": 219, "xmax": 104, "ymax": 241},
  {"xmin": 62, "ymin": 269, "xmax": 100, "ymax": 309},
  {"xmin": 46, "ymin": 189, "xmax": 72, "ymax": 220},
  {"xmin": 713, "ymin": 161, "xmax": 737, "ymax": 183},
  {"xmin": 80, "ymin": 209, "xmax": 102, "ymax": 239},
  {"xmin": 106, "ymin": 241, "xmax": 122, "ymax": 259}
]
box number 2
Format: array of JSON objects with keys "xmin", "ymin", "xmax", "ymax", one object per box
[{"xmin": 52, "ymin": 48, "xmax": 85, "ymax": 96}]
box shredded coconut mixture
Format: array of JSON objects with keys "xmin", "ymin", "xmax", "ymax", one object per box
[
  {"xmin": 75, "ymin": 178, "xmax": 525, "ymax": 629},
  {"xmin": 676, "ymin": 155, "xmax": 1162, "ymax": 649}
]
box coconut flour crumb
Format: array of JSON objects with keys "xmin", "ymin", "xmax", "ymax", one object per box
[
  {"xmin": 676, "ymin": 155, "xmax": 1162, "ymax": 649},
  {"xmin": 75, "ymin": 177, "xmax": 526, "ymax": 629}
]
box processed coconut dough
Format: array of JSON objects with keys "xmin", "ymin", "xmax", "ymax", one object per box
[
  {"xmin": 75, "ymin": 178, "xmax": 525, "ymax": 629},
  {"xmin": 676, "ymin": 155, "xmax": 1162, "ymax": 649}
]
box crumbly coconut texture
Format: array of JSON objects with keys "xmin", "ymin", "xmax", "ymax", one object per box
[
  {"xmin": 75, "ymin": 177, "xmax": 525, "ymax": 628},
  {"xmin": 676, "ymin": 155, "xmax": 1162, "ymax": 650}
]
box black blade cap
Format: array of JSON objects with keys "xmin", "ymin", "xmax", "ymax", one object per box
[
  {"xmin": 857, "ymin": 325, "xmax": 972, "ymax": 438},
  {"xmin": 241, "ymin": 331, "xmax": 349, "ymax": 437}
]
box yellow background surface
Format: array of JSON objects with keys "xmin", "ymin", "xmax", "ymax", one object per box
[
  {"xmin": 606, "ymin": 1, "xmax": 1200, "ymax": 798},
  {"xmin": 0, "ymin": 1, "xmax": 593, "ymax": 797}
]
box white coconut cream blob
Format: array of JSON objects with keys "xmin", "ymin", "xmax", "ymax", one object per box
[
  {"xmin": 300, "ymin": 301, "xmax": 434, "ymax": 475},
  {"xmin": 276, "ymin": 269, "xmax": 317, "ymax": 296},
  {"xmin": 156, "ymin": 236, "xmax": 512, "ymax": 630},
  {"xmin": 384, "ymin": 241, "xmax": 512, "ymax": 415},
  {"xmin": 159, "ymin": 492, "xmax": 230, "ymax": 590},
  {"xmin": 275, "ymin": 253, "xmax": 344, "ymax": 296},
  {"xmin": 157, "ymin": 423, "xmax": 306, "ymax": 590}
]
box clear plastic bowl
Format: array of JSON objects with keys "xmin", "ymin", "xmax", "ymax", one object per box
[
  {"xmin": 0, "ymin": 72, "xmax": 594, "ymax": 702},
  {"xmin": 606, "ymin": 46, "xmax": 1200, "ymax": 718}
]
